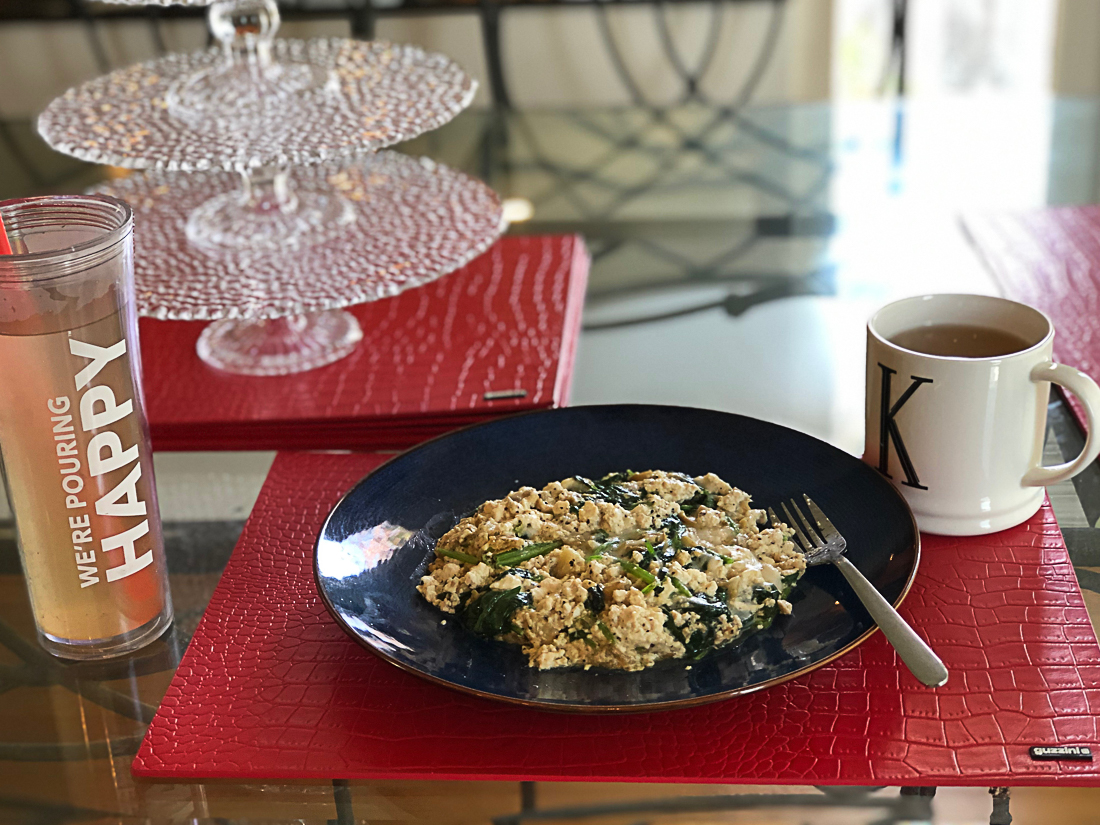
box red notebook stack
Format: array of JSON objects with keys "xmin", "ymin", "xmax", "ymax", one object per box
[{"xmin": 138, "ymin": 235, "xmax": 589, "ymax": 451}]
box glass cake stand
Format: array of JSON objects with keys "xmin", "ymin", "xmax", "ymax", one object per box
[
  {"xmin": 42, "ymin": 0, "xmax": 486, "ymax": 374},
  {"xmin": 92, "ymin": 152, "xmax": 505, "ymax": 375},
  {"xmin": 39, "ymin": 34, "xmax": 476, "ymax": 254}
]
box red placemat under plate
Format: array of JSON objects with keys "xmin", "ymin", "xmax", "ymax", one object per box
[
  {"xmin": 137, "ymin": 235, "xmax": 589, "ymax": 451},
  {"xmin": 134, "ymin": 452, "xmax": 1100, "ymax": 786},
  {"xmin": 962, "ymin": 208, "xmax": 1100, "ymax": 432}
]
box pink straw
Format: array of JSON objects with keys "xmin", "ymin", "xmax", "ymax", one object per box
[{"xmin": 0, "ymin": 213, "xmax": 11, "ymax": 255}]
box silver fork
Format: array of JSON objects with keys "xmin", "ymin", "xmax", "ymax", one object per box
[{"xmin": 769, "ymin": 495, "xmax": 948, "ymax": 688}]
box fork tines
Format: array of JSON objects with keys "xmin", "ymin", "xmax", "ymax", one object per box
[{"xmin": 769, "ymin": 495, "xmax": 840, "ymax": 556}]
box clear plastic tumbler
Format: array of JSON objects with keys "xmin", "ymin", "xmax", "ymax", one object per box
[{"xmin": 0, "ymin": 195, "xmax": 172, "ymax": 659}]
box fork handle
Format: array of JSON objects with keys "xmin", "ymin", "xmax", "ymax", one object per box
[{"xmin": 833, "ymin": 556, "xmax": 949, "ymax": 688}]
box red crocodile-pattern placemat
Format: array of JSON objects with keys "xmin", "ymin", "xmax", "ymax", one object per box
[
  {"xmin": 137, "ymin": 235, "xmax": 589, "ymax": 451},
  {"xmin": 134, "ymin": 452, "xmax": 1100, "ymax": 785},
  {"xmin": 962, "ymin": 208, "xmax": 1100, "ymax": 431}
]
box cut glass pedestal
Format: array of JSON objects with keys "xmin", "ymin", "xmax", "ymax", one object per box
[
  {"xmin": 196, "ymin": 311, "xmax": 364, "ymax": 376},
  {"xmin": 184, "ymin": 181, "xmax": 356, "ymax": 255}
]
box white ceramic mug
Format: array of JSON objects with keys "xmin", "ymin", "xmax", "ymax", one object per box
[{"xmin": 864, "ymin": 294, "xmax": 1100, "ymax": 535}]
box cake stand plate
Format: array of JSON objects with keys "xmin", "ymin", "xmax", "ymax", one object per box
[
  {"xmin": 39, "ymin": 38, "xmax": 476, "ymax": 172},
  {"xmin": 92, "ymin": 153, "xmax": 505, "ymax": 375}
]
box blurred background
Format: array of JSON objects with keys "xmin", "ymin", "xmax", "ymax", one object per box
[{"xmin": 4, "ymin": 0, "xmax": 1099, "ymax": 453}]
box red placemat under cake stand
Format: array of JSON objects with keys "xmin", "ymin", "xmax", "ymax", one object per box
[
  {"xmin": 134, "ymin": 452, "xmax": 1100, "ymax": 786},
  {"xmin": 137, "ymin": 235, "xmax": 589, "ymax": 451},
  {"xmin": 962, "ymin": 208, "xmax": 1100, "ymax": 432}
]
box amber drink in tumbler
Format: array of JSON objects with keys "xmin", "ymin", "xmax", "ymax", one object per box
[{"xmin": 0, "ymin": 195, "xmax": 172, "ymax": 659}]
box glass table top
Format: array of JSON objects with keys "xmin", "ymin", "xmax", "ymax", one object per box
[{"xmin": 4, "ymin": 96, "xmax": 1100, "ymax": 822}]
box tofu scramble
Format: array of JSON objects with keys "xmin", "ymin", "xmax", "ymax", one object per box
[{"xmin": 417, "ymin": 470, "xmax": 807, "ymax": 671}]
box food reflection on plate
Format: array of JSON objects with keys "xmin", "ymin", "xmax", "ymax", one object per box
[{"xmin": 316, "ymin": 521, "xmax": 415, "ymax": 578}]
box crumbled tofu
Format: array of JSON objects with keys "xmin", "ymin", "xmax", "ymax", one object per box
[{"xmin": 417, "ymin": 470, "xmax": 806, "ymax": 671}]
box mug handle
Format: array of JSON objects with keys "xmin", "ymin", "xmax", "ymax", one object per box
[{"xmin": 1022, "ymin": 361, "xmax": 1100, "ymax": 487}]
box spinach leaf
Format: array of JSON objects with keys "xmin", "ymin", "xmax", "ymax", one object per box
[
  {"xmin": 662, "ymin": 517, "xmax": 686, "ymax": 551},
  {"xmin": 567, "ymin": 613, "xmax": 595, "ymax": 641},
  {"xmin": 679, "ymin": 487, "xmax": 719, "ymax": 515},
  {"xmin": 663, "ymin": 592, "xmax": 733, "ymax": 659},
  {"xmin": 600, "ymin": 471, "xmax": 635, "ymax": 484},
  {"xmin": 597, "ymin": 620, "xmax": 616, "ymax": 642},
  {"xmin": 436, "ymin": 548, "xmax": 479, "ymax": 565},
  {"xmin": 494, "ymin": 540, "xmax": 562, "ymax": 567},
  {"xmin": 747, "ymin": 580, "xmax": 799, "ymax": 632},
  {"xmin": 573, "ymin": 474, "xmax": 645, "ymax": 509},
  {"xmin": 618, "ymin": 557, "xmax": 656, "ymax": 585},
  {"xmin": 683, "ymin": 593, "xmax": 731, "ymax": 618},
  {"xmin": 639, "ymin": 539, "xmax": 675, "ymax": 566},
  {"xmin": 751, "ymin": 600, "xmax": 781, "ymax": 632},
  {"xmin": 752, "ymin": 583, "xmax": 780, "ymax": 604},
  {"xmin": 459, "ymin": 587, "xmax": 532, "ymax": 637},
  {"xmin": 664, "ymin": 611, "xmax": 716, "ymax": 659}
]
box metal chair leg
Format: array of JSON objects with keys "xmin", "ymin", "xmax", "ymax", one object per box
[
  {"xmin": 478, "ymin": 0, "xmax": 512, "ymax": 108},
  {"xmin": 990, "ymin": 787, "xmax": 1012, "ymax": 825}
]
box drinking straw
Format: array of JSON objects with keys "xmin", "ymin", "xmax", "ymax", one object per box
[{"xmin": 0, "ymin": 212, "xmax": 12, "ymax": 255}]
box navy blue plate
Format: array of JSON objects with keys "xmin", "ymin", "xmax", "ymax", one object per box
[{"xmin": 314, "ymin": 405, "xmax": 919, "ymax": 712}]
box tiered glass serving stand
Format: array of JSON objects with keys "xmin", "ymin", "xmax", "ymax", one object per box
[{"xmin": 38, "ymin": 0, "xmax": 503, "ymax": 375}]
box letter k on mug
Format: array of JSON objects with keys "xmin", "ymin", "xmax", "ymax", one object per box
[{"xmin": 865, "ymin": 294, "xmax": 1100, "ymax": 535}]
